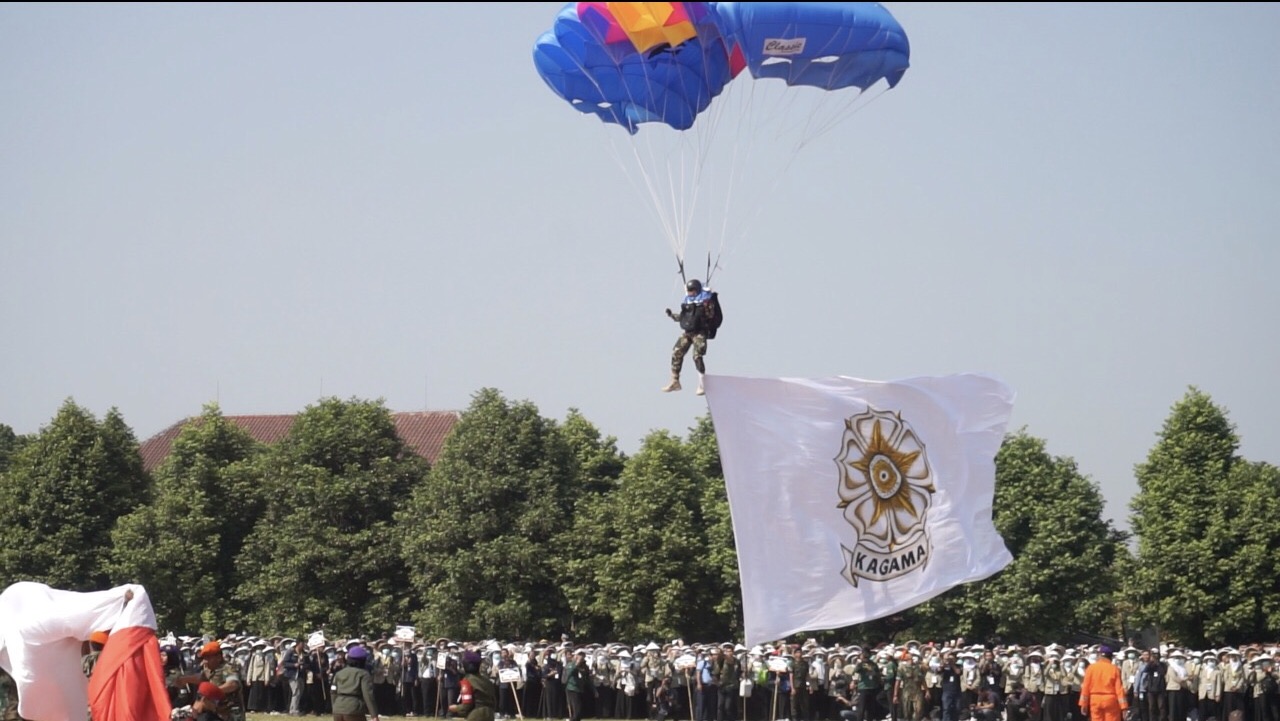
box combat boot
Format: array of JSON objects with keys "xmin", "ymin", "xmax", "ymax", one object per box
[{"xmin": 662, "ymin": 374, "xmax": 682, "ymax": 392}]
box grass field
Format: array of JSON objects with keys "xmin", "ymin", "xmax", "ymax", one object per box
[{"xmin": 245, "ymin": 716, "xmax": 598, "ymax": 721}]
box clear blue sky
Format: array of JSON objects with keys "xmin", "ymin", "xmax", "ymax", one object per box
[{"xmin": 3, "ymin": 3, "xmax": 1278, "ymax": 529}]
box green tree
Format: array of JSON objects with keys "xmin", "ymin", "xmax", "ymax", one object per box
[
  {"xmin": 561, "ymin": 408, "xmax": 626, "ymax": 496},
  {"xmin": 108, "ymin": 404, "xmax": 261, "ymax": 632},
  {"xmin": 1201, "ymin": 459, "xmax": 1280, "ymax": 643},
  {"xmin": 0, "ymin": 423, "xmax": 21, "ymax": 473},
  {"xmin": 236, "ymin": 397, "xmax": 427, "ymax": 635},
  {"xmin": 583, "ymin": 430, "xmax": 716, "ymax": 640},
  {"xmin": 560, "ymin": 489, "xmax": 619, "ymax": 640},
  {"xmin": 910, "ymin": 430, "xmax": 1126, "ymax": 642},
  {"xmin": 399, "ymin": 389, "xmax": 574, "ymax": 639},
  {"xmin": 688, "ymin": 415, "xmax": 741, "ymax": 639},
  {"xmin": 558, "ymin": 409, "xmax": 627, "ymax": 640},
  {"xmin": 1129, "ymin": 387, "xmax": 1239, "ymax": 646},
  {"xmin": 0, "ymin": 400, "xmax": 150, "ymax": 590}
]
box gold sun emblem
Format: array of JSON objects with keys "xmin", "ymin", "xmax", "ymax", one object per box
[{"xmin": 835, "ymin": 408, "xmax": 935, "ymax": 555}]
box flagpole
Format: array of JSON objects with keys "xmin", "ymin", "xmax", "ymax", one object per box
[{"xmin": 686, "ymin": 668, "xmax": 695, "ymax": 721}]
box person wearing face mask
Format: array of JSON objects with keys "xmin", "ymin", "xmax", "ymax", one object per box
[
  {"xmin": 1042, "ymin": 653, "xmax": 1068, "ymax": 721},
  {"xmin": 1132, "ymin": 651, "xmax": 1152, "ymax": 721},
  {"xmin": 1166, "ymin": 651, "xmax": 1190, "ymax": 721},
  {"xmin": 642, "ymin": 644, "xmax": 665, "ymax": 719},
  {"xmin": 810, "ymin": 649, "xmax": 828, "ymax": 721},
  {"xmin": 924, "ymin": 651, "xmax": 943, "ymax": 719},
  {"xmin": 1221, "ymin": 650, "xmax": 1247, "ymax": 721},
  {"xmin": 1005, "ymin": 651, "xmax": 1026, "ymax": 700},
  {"xmin": 830, "ymin": 660, "xmax": 856, "ymax": 721},
  {"xmin": 1121, "ymin": 648, "xmax": 1142, "ymax": 714},
  {"xmin": 1024, "ymin": 651, "xmax": 1045, "ymax": 721},
  {"xmin": 1249, "ymin": 654, "xmax": 1277, "ymax": 721},
  {"xmin": 1198, "ymin": 651, "xmax": 1221, "ymax": 721},
  {"xmin": 1064, "ymin": 653, "xmax": 1083, "ymax": 718},
  {"xmin": 960, "ymin": 653, "xmax": 980, "ymax": 714},
  {"xmin": 1186, "ymin": 652, "xmax": 1202, "ymax": 712}
]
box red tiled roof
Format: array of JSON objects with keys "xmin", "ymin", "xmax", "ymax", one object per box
[{"xmin": 138, "ymin": 411, "xmax": 460, "ymax": 473}]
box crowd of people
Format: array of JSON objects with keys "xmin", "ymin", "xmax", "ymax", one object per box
[{"xmin": 2, "ymin": 632, "xmax": 1278, "ymax": 721}]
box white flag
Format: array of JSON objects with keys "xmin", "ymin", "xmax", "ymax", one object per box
[{"xmin": 703, "ymin": 374, "xmax": 1015, "ymax": 646}]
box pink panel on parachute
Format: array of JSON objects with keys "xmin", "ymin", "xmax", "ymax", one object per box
[
  {"xmin": 577, "ymin": 2, "xmax": 630, "ymax": 45},
  {"xmin": 728, "ymin": 42, "xmax": 746, "ymax": 77},
  {"xmin": 664, "ymin": 3, "xmax": 690, "ymax": 28}
]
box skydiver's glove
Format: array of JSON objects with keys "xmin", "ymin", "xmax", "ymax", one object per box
[{"xmin": 665, "ymin": 308, "xmax": 676, "ymax": 319}]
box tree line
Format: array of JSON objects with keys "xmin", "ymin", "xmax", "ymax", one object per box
[{"xmin": 0, "ymin": 387, "xmax": 1275, "ymax": 647}]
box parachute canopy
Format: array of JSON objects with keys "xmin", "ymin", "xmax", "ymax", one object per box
[
  {"xmin": 532, "ymin": 3, "xmax": 911, "ymax": 280},
  {"xmin": 714, "ymin": 2, "xmax": 910, "ymax": 91},
  {"xmin": 533, "ymin": 2, "xmax": 741, "ymax": 133}
]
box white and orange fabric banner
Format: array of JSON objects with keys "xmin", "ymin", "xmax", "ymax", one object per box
[{"xmin": 0, "ymin": 582, "xmax": 170, "ymax": 721}]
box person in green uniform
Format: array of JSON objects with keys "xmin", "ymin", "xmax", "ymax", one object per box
[
  {"xmin": 449, "ymin": 651, "xmax": 496, "ymax": 721},
  {"xmin": 194, "ymin": 682, "xmax": 231, "ymax": 721},
  {"xmin": 177, "ymin": 642, "xmax": 245, "ymax": 721},
  {"xmin": 565, "ymin": 649, "xmax": 592, "ymax": 721},
  {"xmin": 792, "ymin": 648, "xmax": 811, "ymax": 721},
  {"xmin": 331, "ymin": 645, "xmax": 379, "ymax": 721},
  {"xmin": 856, "ymin": 654, "xmax": 883, "ymax": 721},
  {"xmin": 83, "ymin": 631, "xmax": 110, "ymax": 681},
  {"xmin": 896, "ymin": 652, "xmax": 927, "ymax": 721}
]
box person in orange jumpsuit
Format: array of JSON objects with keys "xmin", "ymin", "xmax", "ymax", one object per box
[{"xmin": 1079, "ymin": 646, "xmax": 1129, "ymax": 721}]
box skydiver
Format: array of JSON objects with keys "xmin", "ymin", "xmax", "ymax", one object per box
[{"xmin": 662, "ymin": 278, "xmax": 721, "ymax": 396}]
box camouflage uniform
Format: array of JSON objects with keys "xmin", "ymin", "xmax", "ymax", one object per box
[
  {"xmin": 201, "ymin": 659, "xmax": 246, "ymax": 721},
  {"xmin": 671, "ymin": 333, "xmax": 708, "ymax": 376},
  {"xmin": 896, "ymin": 660, "xmax": 926, "ymax": 721},
  {"xmin": 668, "ymin": 289, "xmax": 716, "ymax": 377},
  {"xmin": 82, "ymin": 651, "xmax": 102, "ymax": 680},
  {"xmin": 880, "ymin": 656, "xmax": 898, "ymax": 721},
  {"xmin": 83, "ymin": 651, "xmax": 102, "ymax": 721}
]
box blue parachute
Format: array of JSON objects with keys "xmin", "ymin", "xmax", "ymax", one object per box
[
  {"xmin": 532, "ymin": 3, "xmax": 737, "ymax": 134},
  {"xmin": 531, "ymin": 3, "xmax": 911, "ymax": 283},
  {"xmin": 714, "ymin": 2, "xmax": 910, "ymax": 91}
]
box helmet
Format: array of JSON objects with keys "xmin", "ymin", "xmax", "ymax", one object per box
[
  {"xmin": 348, "ymin": 646, "xmax": 369, "ymax": 661},
  {"xmin": 686, "ymin": 279, "xmax": 702, "ymax": 293}
]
